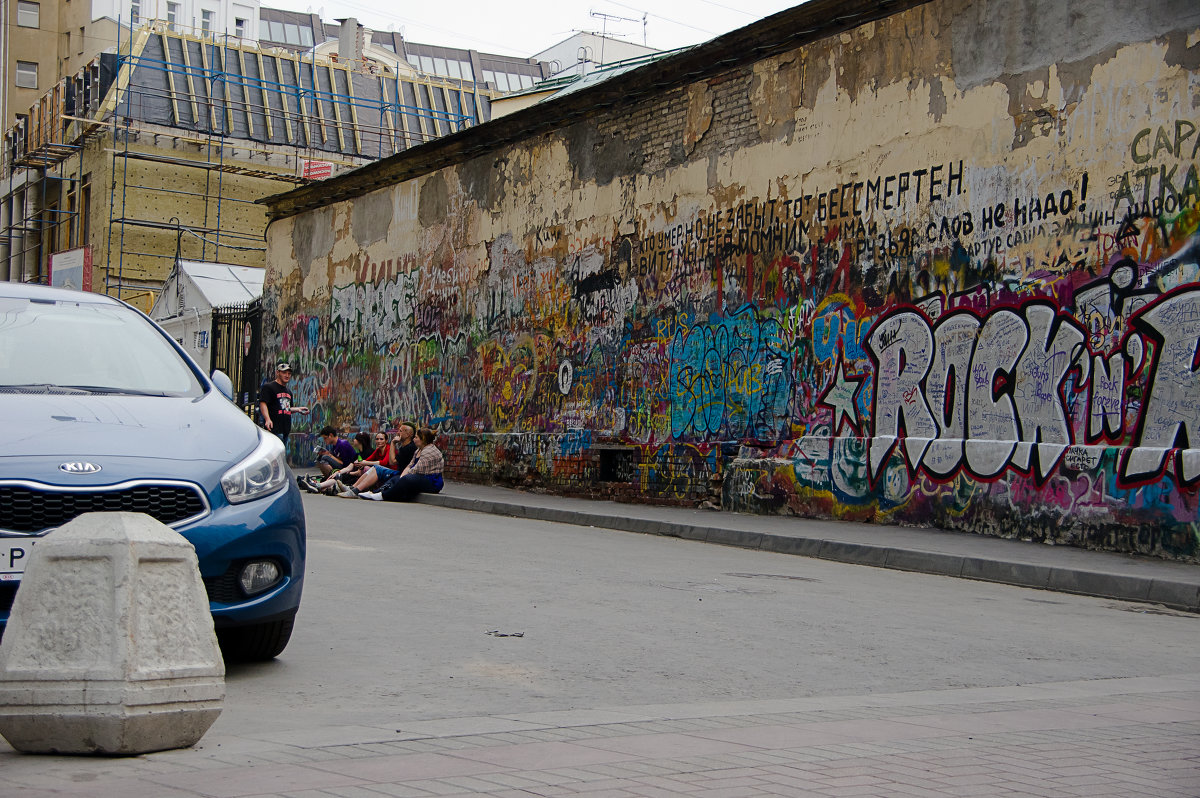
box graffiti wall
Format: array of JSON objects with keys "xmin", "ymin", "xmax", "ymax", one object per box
[{"xmin": 263, "ymin": 0, "xmax": 1200, "ymax": 560}]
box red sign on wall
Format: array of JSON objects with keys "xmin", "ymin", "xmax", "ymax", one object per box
[{"xmin": 302, "ymin": 160, "xmax": 333, "ymax": 180}]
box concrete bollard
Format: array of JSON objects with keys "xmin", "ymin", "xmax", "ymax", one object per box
[{"xmin": 0, "ymin": 512, "xmax": 225, "ymax": 755}]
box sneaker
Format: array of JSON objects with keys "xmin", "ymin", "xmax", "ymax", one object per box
[
  {"xmin": 297, "ymin": 476, "xmax": 320, "ymax": 494},
  {"xmin": 337, "ymin": 487, "xmax": 359, "ymax": 498},
  {"xmin": 358, "ymin": 491, "xmax": 383, "ymax": 501}
]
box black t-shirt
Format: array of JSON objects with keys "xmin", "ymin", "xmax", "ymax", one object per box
[
  {"xmin": 392, "ymin": 442, "xmax": 417, "ymax": 473},
  {"xmin": 259, "ymin": 380, "xmax": 295, "ymax": 436}
]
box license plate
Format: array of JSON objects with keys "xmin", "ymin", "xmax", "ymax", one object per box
[{"xmin": 0, "ymin": 540, "xmax": 34, "ymax": 581}]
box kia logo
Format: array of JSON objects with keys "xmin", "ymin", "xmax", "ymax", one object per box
[{"xmin": 60, "ymin": 462, "xmax": 102, "ymax": 474}]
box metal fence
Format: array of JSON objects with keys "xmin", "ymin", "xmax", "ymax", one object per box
[{"xmin": 211, "ymin": 298, "xmax": 262, "ymax": 418}]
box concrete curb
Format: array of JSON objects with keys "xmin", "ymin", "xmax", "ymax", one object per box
[{"xmin": 418, "ymin": 493, "xmax": 1200, "ymax": 612}]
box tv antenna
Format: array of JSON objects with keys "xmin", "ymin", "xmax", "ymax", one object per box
[{"xmin": 589, "ymin": 10, "xmax": 645, "ymax": 60}]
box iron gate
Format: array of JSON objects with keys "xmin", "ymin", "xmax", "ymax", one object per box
[{"xmin": 211, "ymin": 298, "xmax": 262, "ymax": 418}]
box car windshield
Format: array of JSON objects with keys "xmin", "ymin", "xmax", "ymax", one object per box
[{"xmin": 0, "ymin": 296, "xmax": 205, "ymax": 397}]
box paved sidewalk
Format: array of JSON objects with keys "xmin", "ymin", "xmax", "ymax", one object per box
[
  {"xmin": 4, "ymin": 674, "xmax": 1199, "ymax": 797},
  {"xmin": 414, "ymin": 482, "xmax": 1200, "ymax": 612}
]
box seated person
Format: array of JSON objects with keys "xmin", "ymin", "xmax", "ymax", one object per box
[
  {"xmin": 342, "ymin": 432, "xmax": 384, "ymax": 479},
  {"xmin": 332, "ymin": 423, "xmax": 417, "ymax": 497},
  {"xmin": 303, "ymin": 428, "xmax": 411, "ymax": 495},
  {"xmin": 314, "ymin": 426, "xmax": 358, "ymax": 479},
  {"xmin": 364, "ymin": 432, "xmax": 391, "ymax": 464},
  {"xmin": 359, "ymin": 427, "xmax": 443, "ymax": 502}
]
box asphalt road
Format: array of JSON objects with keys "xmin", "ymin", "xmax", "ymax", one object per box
[{"xmin": 218, "ymin": 493, "xmax": 1200, "ymax": 738}]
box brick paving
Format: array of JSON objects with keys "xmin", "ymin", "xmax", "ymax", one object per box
[{"xmin": 2, "ymin": 675, "xmax": 1198, "ymax": 797}]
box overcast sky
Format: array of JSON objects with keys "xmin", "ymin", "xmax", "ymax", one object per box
[{"xmin": 263, "ymin": 0, "xmax": 803, "ymax": 57}]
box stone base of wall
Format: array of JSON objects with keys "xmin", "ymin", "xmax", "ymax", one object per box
[
  {"xmin": 441, "ymin": 433, "xmax": 726, "ymax": 508},
  {"xmin": 724, "ymin": 440, "xmax": 1200, "ymax": 564},
  {"xmin": 437, "ymin": 432, "xmax": 1200, "ymax": 564},
  {"xmin": 283, "ymin": 425, "xmax": 1199, "ymax": 563}
]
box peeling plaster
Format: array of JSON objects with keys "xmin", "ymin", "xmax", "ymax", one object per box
[
  {"xmin": 418, "ymin": 173, "xmax": 450, "ymax": 227},
  {"xmin": 352, "ymin": 189, "xmax": 393, "ymax": 248},
  {"xmin": 292, "ymin": 206, "xmax": 335, "ymax": 273},
  {"xmin": 683, "ymin": 83, "xmax": 714, "ymax": 156}
]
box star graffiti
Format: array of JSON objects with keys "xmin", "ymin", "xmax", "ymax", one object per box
[{"xmin": 818, "ymin": 352, "xmax": 865, "ymax": 435}]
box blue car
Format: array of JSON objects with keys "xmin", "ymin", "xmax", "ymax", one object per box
[{"xmin": 0, "ymin": 283, "xmax": 304, "ymax": 661}]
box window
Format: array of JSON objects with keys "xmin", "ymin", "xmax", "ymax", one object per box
[
  {"xmin": 16, "ymin": 1, "xmax": 39, "ymax": 28},
  {"xmin": 201, "ymin": 9, "xmax": 213, "ymax": 34},
  {"xmin": 129, "ymin": 0, "xmax": 140, "ymax": 24},
  {"xmin": 66, "ymin": 191, "xmax": 77, "ymax": 249},
  {"xmin": 460, "ymin": 62, "xmax": 474, "ymax": 81},
  {"xmin": 15, "ymin": 61, "xmax": 37, "ymax": 89},
  {"xmin": 268, "ymin": 20, "xmax": 284, "ymax": 41},
  {"xmin": 235, "ymin": 18, "xmax": 246, "ymax": 38},
  {"xmin": 166, "ymin": 2, "xmax": 179, "ymax": 29},
  {"xmin": 283, "ymin": 23, "xmax": 300, "ymax": 45},
  {"xmin": 299, "ymin": 27, "xmax": 313, "ymax": 46},
  {"xmin": 482, "ymin": 69, "xmax": 495, "ymax": 85},
  {"xmin": 446, "ymin": 60, "xmax": 461, "ymax": 79},
  {"xmin": 78, "ymin": 26, "xmax": 85, "ymax": 54},
  {"xmin": 433, "ymin": 57, "xmax": 447, "ymax": 76},
  {"xmin": 81, "ymin": 177, "xmax": 91, "ymax": 244},
  {"xmin": 259, "ymin": 19, "xmax": 270, "ymax": 39}
]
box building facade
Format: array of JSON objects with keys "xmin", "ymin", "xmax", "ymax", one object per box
[
  {"xmin": 2, "ymin": 0, "xmax": 264, "ymax": 132},
  {"xmin": 1, "ymin": 6, "xmax": 551, "ymax": 308},
  {"xmin": 260, "ymin": 0, "xmax": 1200, "ymax": 562},
  {"xmin": 534, "ymin": 32, "xmax": 659, "ymax": 80}
]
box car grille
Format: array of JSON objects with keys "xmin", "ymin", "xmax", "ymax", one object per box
[
  {"xmin": 0, "ymin": 482, "xmax": 209, "ymax": 534},
  {"xmin": 203, "ymin": 563, "xmax": 243, "ymax": 604}
]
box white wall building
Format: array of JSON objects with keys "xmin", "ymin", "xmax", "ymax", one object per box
[
  {"xmin": 149, "ymin": 261, "xmax": 263, "ymax": 370},
  {"xmin": 93, "ymin": 0, "xmax": 260, "ymax": 41},
  {"xmin": 534, "ymin": 32, "xmax": 658, "ymax": 79}
]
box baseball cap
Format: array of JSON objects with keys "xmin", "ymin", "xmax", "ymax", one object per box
[{"xmin": 277, "ymin": 363, "xmax": 292, "ymax": 372}]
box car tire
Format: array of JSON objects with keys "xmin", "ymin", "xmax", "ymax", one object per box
[{"xmin": 217, "ymin": 615, "xmax": 295, "ymax": 662}]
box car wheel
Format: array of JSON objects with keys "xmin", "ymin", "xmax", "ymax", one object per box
[{"xmin": 216, "ymin": 615, "xmax": 295, "ymax": 662}]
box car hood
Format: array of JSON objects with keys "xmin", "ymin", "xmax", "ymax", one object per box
[{"xmin": 0, "ymin": 391, "xmax": 262, "ymax": 486}]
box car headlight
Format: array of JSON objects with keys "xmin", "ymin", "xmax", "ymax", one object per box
[{"xmin": 221, "ymin": 433, "xmax": 289, "ymax": 504}]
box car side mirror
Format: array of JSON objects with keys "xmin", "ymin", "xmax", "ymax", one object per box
[{"xmin": 211, "ymin": 369, "xmax": 234, "ymax": 401}]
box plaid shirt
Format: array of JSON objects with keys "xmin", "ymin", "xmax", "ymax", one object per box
[{"xmin": 408, "ymin": 444, "xmax": 443, "ymax": 476}]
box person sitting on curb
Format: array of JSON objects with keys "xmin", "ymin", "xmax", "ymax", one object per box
[
  {"xmin": 334, "ymin": 423, "xmax": 417, "ymax": 498},
  {"xmin": 364, "ymin": 432, "xmax": 392, "ymax": 465},
  {"xmin": 314, "ymin": 426, "xmax": 358, "ymax": 479},
  {"xmin": 359, "ymin": 427, "xmax": 444, "ymax": 502},
  {"xmin": 303, "ymin": 431, "xmax": 383, "ymax": 494}
]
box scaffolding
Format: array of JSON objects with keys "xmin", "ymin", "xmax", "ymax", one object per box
[
  {"xmin": 1, "ymin": 73, "xmax": 98, "ymax": 285},
  {"xmin": 3, "ymin": 16, "xmax": 493, "ymax": 305}
]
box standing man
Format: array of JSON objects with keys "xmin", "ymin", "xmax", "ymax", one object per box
[{"xmin": 258, "ymin": 363, "xmax": 309, "ymax": 447}]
